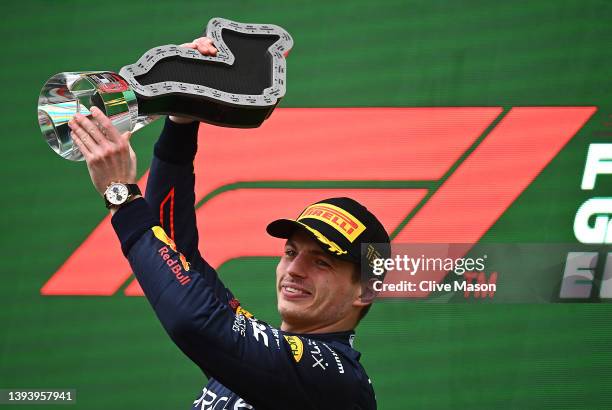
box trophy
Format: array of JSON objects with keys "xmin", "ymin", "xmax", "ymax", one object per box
[{"xmin": 37, "ymin": 17, "xmax": 293, "ymax": 161}]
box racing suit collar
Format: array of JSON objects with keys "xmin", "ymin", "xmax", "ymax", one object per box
[{"xmin": 283, "ymin": 329, "xmax": 356, "ymax": 349}]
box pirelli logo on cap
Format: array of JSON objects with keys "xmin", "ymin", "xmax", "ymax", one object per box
[{"xmin": 297, "ymin": 203, "xmax": 366, "ymax": 242}]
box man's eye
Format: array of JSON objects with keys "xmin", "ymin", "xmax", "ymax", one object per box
[
  {"xmin": 284, "ymin": 249, "xmax": 296, "ymax": 257},
  {"xmin": 316, "ymin": 259, "xmax": 331, "ymax": 268}
]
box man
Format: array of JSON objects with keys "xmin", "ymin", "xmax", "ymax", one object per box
[{"xmin": 68, "ymin": 37, "xmax": 390, "ymax": 409}]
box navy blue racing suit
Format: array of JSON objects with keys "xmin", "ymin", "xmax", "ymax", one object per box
[{"xmin": 110, "ymin": 119, "xmax": 377, "ymax": 409}]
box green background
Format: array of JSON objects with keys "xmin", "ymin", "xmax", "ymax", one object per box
[{"xmin": 1, "ymin": 1, "xmax": 611, "ymax": 408}]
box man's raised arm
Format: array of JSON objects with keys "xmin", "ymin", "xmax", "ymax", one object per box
[{"xmin": 144, "ymin": 38, "xmax": 231, "ymax": 297}]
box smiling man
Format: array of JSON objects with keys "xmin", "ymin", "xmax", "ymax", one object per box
[
  {"xmin": 269, "ymin": 198, "xmax": 390, "ymax": 336},
  {"xmin": 68, "ymin": 37, "xmax": 390, "ymax": 410},
  {"xmin": 276, "ymin": 229, "xmax": 362, "ymax": 334}
]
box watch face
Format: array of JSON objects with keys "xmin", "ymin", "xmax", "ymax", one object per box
[{"xmin": 105, "ymin": 183, "xmax": 130, "ymax": 205}]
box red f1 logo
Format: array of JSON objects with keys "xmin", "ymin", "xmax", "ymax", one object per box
[{"xmin": 41, "ymin": 107, "xmax": 596, "ymax": 296}]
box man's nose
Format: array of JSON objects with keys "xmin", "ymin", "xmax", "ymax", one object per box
[{"xmin": 287, "ymin": 253, "xmax": 308, "ymax": 278}]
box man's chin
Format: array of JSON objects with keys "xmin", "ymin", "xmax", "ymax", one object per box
[{"xmin": 278, "ymin": 301, "xmax": 312, "ymax": 325}]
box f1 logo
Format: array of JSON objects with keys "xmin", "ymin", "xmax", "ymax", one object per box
[{"xmin": 41, "ymin": 107, "xmax": 596, "ymax": 296}]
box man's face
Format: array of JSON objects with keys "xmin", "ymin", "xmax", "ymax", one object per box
[{"xmin": 276, "ymin": 228, "xmax": 361, "ymax": 333}]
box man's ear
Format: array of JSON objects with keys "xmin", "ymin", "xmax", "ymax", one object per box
[{"xmin": 353, "ymin": 277, "xmax": 377, "ymax": 307}]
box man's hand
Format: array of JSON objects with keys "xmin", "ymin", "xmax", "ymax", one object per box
[
  {"xmin": 68, "ymin": 106, "xmax": 137, "ymax": 196},
  {"xmin": 169, "ymin": 37, "xmax": 218, "ymax": 124}
]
